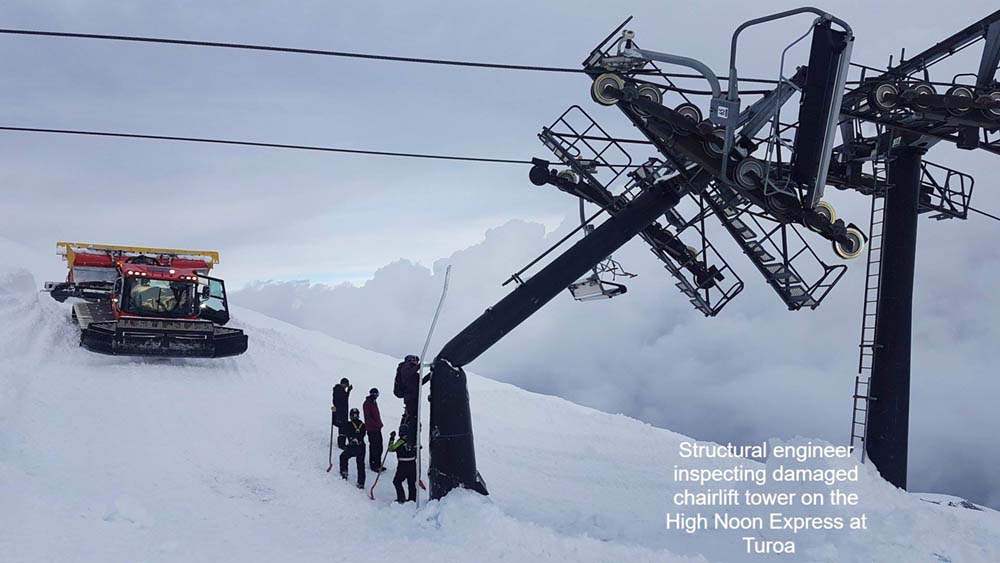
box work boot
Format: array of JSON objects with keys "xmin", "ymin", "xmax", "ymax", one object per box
[
  {"xmin": 357, "ymin": 482, "xmax": 365, "ymax": 490},
  {"xmin": 340, "ymin": 471, "xmax": 348, "ymax": 480}
]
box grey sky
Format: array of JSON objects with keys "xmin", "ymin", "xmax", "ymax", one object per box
[
  {"xmin": 2, "ymin": 0, "xmax": 994, "ymax": 285},
  {"xmin": 2, "ymin": 1, "xmax": 999, "ymax": 507}
]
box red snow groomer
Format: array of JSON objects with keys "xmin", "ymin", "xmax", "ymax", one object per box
[{"xmin": 44, "ymin": 242, "xmax": 248, "ymax": 358}]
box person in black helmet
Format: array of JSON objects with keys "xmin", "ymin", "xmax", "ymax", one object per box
[
  {"xmin": 332, "ymin": 377, "xmax": 352, "ymax": 449},
  {"xmin": 388, "ymin": 417, "xmax": 417, "ymax": 503},
  {"xmin": 363, "ymin": 388, "xmax": 386, "ymax": 472},
  {"xmin": 339, "ymin": 407, "xmax": 366, "ymax": 488}
]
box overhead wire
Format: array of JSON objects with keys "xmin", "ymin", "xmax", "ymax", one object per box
[
  {"xmin": 0, "ymin": 125, "xmax": 634, "ymax": 167},
  {"xmin": 969, "ymin": 206, "xmax": 1000, "ymax": 223},
  {"xmin": 0, "ymin": 27, "xmax": 778, "ymax": 93},
  {"xmin": 2, "ymin": 125, "xmax": 999, "ymax": 221}
]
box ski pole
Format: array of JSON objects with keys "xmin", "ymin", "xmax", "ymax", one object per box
[
  {"xmin": 326, "ymin": 387, "xmax": 336, "ymax": 472},
  {"xmin": 369, "ymin": 431, "xmax": 396, "ymax": 500}
]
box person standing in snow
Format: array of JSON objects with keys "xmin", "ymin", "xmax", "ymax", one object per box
[
  {"xmin": 339, "ymin": 408, "xmax": 367, "ymax": 488},
  {"xmin": 388, "ymin": 418, "xmax": 417, "ymax": 503},
  {"xmin": 363, "ymin": 388, "xmax": 386, "ymax": 472},
  {"xmin": 332, "ymin": 377, "xmax": 352, "ymax": 449},
  {"xmin": 393, "ymin": 355, "xmax": 422, "ymax": 418}
]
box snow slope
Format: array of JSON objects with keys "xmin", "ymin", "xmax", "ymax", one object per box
[{"xmin": 1, "ymin": 259, "xmax": 999, "ymax": 562}]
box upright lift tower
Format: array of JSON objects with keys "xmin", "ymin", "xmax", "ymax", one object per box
[{"xmin": 838, "ymin": 12, "xmax": 1000, "ymax": 488}]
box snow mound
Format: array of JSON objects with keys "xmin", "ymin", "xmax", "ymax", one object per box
[{"xmin": 1, "ymin": 265, "xmax": 998, "ymax": 562}]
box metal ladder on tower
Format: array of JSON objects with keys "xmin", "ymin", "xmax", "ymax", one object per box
[{"xmin": 850, "ymin": 129, "xmax": 891, "ymax": 462}]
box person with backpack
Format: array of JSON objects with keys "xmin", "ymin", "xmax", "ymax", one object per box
[
  {"xmin": 332, "ymin": 377, "xmax": 352, "ymax": 449},
  {"xmin": 394, "ymin": 355, "xmax": 423, "ymax": 418},
  {"xmin": 393, "ymin": 355, "xmax": 420, "ymax": 416},
  {"xmin": 363, "ymin": 388, "xmax": 386, "ymax": 472},
  {"xmin": 388, "ymin": 417, "xmax": 418, "ymax": 503},
  {"xmin": 339, "ymin": 408, "xmax": 366, "ymax": 489}
]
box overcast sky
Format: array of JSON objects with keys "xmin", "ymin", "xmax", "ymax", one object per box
[{"xmin": 2, "ymin": 1, "xmax": 999, "ymax": 508}]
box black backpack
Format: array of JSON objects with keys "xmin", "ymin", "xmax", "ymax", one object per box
[{"xmin": 393, "ymin": 364, "xmax": 405, "ymax": 399}]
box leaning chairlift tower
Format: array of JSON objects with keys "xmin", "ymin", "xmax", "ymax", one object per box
[{"xmin": 423, "ymin": 7, "xmax": 1000, "ymax": 500}]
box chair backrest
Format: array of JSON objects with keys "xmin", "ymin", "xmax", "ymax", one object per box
[{"xmin": 791, "ymin": 19, "xmax": 854, "ymax": 209}]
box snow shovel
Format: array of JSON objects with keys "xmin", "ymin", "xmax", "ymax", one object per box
[{"xmin": 369, "ymin": 431, "xmax": 396, "ymax": 500}]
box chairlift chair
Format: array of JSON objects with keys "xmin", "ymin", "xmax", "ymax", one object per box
[{"xmin": 568, "ymin": 273, "xmax": 628, "ymax": 301}]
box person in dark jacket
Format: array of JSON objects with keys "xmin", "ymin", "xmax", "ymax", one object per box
[
  {"xmin": 388, "ymin": 417, "xmax": 418, "ymax": 503},
  {"xmin": 339, "ymin": 408, "xmax": 366, "ymax": 488},
  {"xmin": 394, "ymin": 355, "xmax": 421, "ymax": 417},
  {"xmin": 332, "ymin": 377, "xmax": 352, "ymax": 449},
  {"xmin": 363, "ymin": 388, "xmax": 385, "ymax": 472}
]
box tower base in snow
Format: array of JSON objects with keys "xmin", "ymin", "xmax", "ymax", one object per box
[{"xmin": 428, "ymin": 358, "xmax": 489, "ymax": 500}]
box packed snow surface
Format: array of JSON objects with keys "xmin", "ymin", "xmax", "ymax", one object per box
[{"xmin": 1, "ymin": 255, "xmax": 998, "ymax": 561}]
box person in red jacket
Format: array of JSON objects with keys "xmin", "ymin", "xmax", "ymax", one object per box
[{"xmin": 363, "ymin": 388, "xmax": 386, "ymax": 472}]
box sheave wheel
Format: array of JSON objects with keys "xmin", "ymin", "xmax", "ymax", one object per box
[
  {"xmin": 910, "ymin": 82, "xmax": 936, "ymax": 110},
  {"xmin": 945, "ymin": 85, "xmax": 973, "ymax": 116},
  {"xmin": 591, "ymin": 73, "xmax": 625, "ymax": 106},
  {"xmin": 735, "ymin": 158, "xmax": 765, "ymax": 190},
  {"xmin": 633, "ymin": 85, "xmax": 663, "ymax": 116},
  {"xmin": 869, "ymin": 82, "xmax": 899, "ymax": 112},
  {"xmin": 674, "ymin": 103, "xmax": 703, "ymax": 123},
  {"xmin": 814, "ymin": 201, "xmax": 836, "ymax": 224},
  {"xmin": 833, "ymin": 226, "xmax": 866, "ymax": 259},
  {"xmin": 984, "ymin": 91, "xmax": 1000, "ymax": 119}
]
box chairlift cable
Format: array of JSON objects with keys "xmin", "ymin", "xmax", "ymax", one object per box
[
  {"xmin": 0, "ymin": 27, "xmax": 783, "ymax": 91},
  {"xmin": 969, "ymin": 206, "xmax": 1000, "ymax": 223},
  {"xmin": 0, "ymin": 125, "xmax": 638, "ymax": 167}
]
